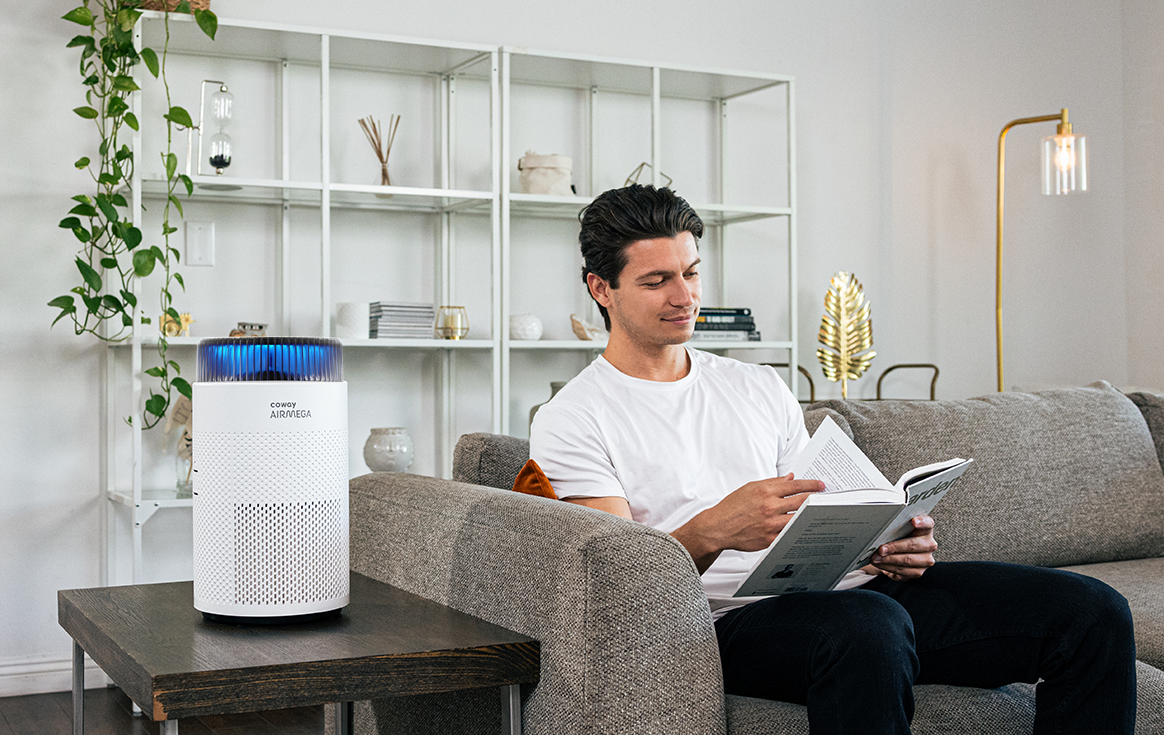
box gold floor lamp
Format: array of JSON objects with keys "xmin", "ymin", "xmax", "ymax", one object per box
[{"xmin": 996, "ymin": 108, "xmax": 1087, "ymax": 391}]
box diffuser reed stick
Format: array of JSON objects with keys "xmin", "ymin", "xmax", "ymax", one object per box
[{"xmin": 358, "ymin": 114, "xmax": 401, "ymax": 188}]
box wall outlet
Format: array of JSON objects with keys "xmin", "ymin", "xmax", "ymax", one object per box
[{"xmin": 186, "ymin": 221, "xmax": 215, "ymax": 266}]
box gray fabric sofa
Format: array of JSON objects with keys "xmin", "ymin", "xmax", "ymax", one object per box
[{"xmin": 348, "ymin": 381, "xmax": 1164, "ymax": 734}]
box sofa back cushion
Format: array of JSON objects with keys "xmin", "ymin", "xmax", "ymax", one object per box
[
  {"xmin": 811, "ymin": 382, "xmax": 1164, "ymax": 567},
  {"xmin": 454, "ymin": 432, "xmax": 530, "ymax": 489},
  {"xmin": 454, "ymin": 408, "xmax": 849, "ymax": 491}
]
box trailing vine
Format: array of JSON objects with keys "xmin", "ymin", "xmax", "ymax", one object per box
[{"xmin": 50, "ymin": 0, "xmax": 217, "ymax": 428}]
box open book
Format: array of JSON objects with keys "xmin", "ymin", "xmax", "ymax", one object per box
[{"xmin": 734, "ymin": 417, "xmax": 973, "ymax": 596}]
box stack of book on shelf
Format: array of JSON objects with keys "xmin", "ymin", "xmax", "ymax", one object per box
[
  {"xmin": 690, "ymin": 307, "xmax": 761, "ymax": 342},
  {"xmin": 369, "ymin": 301, "xmax": 436, "ymax": 339}
]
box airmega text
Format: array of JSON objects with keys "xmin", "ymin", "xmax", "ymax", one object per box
[{"xmin": 270, "ymin": 401, "xmax": 311, "ymax": 419}]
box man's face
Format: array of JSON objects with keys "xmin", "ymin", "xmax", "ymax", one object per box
[{"xmin": 588, "ymin": 232, "xmax": 701, "ymax": 349}]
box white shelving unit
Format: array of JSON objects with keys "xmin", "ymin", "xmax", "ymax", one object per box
[{"xmin": 103, "ymin": 15, "xmax": 797, "ymax": 584}]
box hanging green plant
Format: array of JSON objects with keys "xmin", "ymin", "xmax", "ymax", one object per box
[{"xmin": 49, "ymin": 0, "xmax": 217, "ymax": 428}]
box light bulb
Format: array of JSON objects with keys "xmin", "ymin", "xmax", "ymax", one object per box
[{"xmin": 1042, "ymin": 132, "xmax": 1087, "ymax": 195}]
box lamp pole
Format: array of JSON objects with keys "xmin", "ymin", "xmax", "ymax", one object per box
[{"xmin": 995, "ymin": 108, "xmax": 1076, "ymax": 392}]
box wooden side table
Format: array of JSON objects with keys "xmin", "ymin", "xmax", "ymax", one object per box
[{"xmin": 59, "ymin": 573, "xmax": 539, "ymax": 734}]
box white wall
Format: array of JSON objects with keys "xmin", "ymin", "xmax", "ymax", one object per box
[
  {"xmin": 1123, "ymin": 0, "xmax": 1164, "ymax": 390},
  {"xmin": 1, "ymin": 0, "xmax": 1153, "ymax": 695}
]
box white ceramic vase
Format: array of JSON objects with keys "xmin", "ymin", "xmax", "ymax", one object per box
[
  {"xmin": 363, "ymin": 427, "xmax": 415, "ymax": 472},
  {"xmin": 509, "ymin": 313, "xmax": 544, "ymax": 340}
]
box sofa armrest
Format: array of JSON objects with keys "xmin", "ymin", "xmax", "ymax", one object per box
[{"xmin": 349, "ymin": 472, "xmax": 727, "ymax": 735}]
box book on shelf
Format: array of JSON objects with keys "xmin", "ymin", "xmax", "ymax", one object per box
[
  {"xmin": 367, "ymin": 301, "xmax": 435, "ymax": 338},
  {"xmin": 689, "ymin": 330, "xmax": 762, "ymax": 341},
  {"xmin": 733, "ymin": 417, "xmax": 973, "ymax": 596},
  {"xmin": 694, "ymin": 320, "xmax": 757, "ymax": 331},
  {"xmin": 696, "ymin": 315, "xmax": 756, "ymax": 325},
  {"xmin": 699, "ymin": 307, "xmax": 752, "ymax": 317}
]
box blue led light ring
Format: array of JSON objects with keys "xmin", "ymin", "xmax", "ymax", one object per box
[{"xmin": 196, "ymin": 337, "xmax": 343, "ymax": 382}]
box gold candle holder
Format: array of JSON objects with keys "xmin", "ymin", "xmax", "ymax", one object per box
[{"xmin": 435, "ymin": 306, "xmax": 469, "ymax": 340}]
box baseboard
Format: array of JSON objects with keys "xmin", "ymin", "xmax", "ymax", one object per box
[{"xmin": 0, "ymin": 654, "xmax": 110, "ymax": 698}]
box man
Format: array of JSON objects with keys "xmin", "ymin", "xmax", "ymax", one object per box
[{"xmin": 530, "ymin": 184, "xmax": 1136, "ymax": 734}]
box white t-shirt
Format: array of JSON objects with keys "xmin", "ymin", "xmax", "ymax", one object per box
[{"xmin": 531, "ymin": 346, "xmax": 838, "ymax": 616}]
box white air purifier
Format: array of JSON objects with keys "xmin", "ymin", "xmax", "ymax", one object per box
[{"xmin": 192, "ymin": 337, "xmax": 349, "ymax": 624}]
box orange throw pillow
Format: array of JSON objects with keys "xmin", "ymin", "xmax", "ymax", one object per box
[{"xmin": 512, "ymin": 458, "xmax": 558, "ymax": 500}]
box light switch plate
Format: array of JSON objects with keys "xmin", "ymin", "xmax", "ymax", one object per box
[{"xmin": 186, "ymin": 221, "xmax": 215, "ymax": 266}]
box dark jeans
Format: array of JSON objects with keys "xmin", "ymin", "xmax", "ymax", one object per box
[{"xmin": 714, "ymin": 561, "xmax": 1136, "ymax": 735}]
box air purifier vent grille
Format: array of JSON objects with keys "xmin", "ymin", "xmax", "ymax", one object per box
[
  {"xmin": 193, "ymin": 428, "xmax": 349, "ymax": 609},
  {"xmin": 234, "ymin": 499, "xmax": 348, "ymax": 606},
  {"xmin": 197, "ymin": 337, "xmax": 343, "ymax": 383}
]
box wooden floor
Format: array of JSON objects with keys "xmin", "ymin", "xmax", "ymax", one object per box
[{"xmin": 0, "ymin": 687, "xmax": 324, "ymax": 735}]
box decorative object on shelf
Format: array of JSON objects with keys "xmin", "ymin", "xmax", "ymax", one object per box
[
  {"xmin": 336, "ymin": 302, "xmax": 370, "ymax": 340},
  {"xmin": 529, "ymin": 381, "xmax": 567, "ymax": 427},
  {"xmin": 51, "ymin": 0, "xmax": 217, "ymax": 430},
  {"xmin": 816, "ymin": 271, "xmax": 876, "ymax": 399},
  {"xmin": 518, "ymin": 151, "xmax": 573, "ymax": 195},
  {"xmin": 509, "ymin": 313, "xmax": 544, "ymax": 340},
  {"xmin": 435, "ymin": 306, "xmax": 469, "ymax": 340},
  {"xmin": 370, "ymin": 301, "xmax": 435, "ymax": 338},
  {"xmin": 228, "ymin": 321, "xmax": 266, "ymax": 337},
  {"xmin": 359, "ymin": 114, "xmax": 401, "ymax": 195},
  {"xmin": 181, "ymin": 79, "xmax": 236, "ymax": 186},
  {"xmin": 206, "ymin": 82, "xmax": 233, "ymax": 174},
  {"xmin": 570, "ymin": 314, "xmax": 604, "ymax": 341},
  {"xmin": 624, "ymin": 161, "xmax": 673, "ymax": 189},
  {"xmin": 995, "ymin": 108, "xmax": 1087, "ymax": 392},
  {"xmin": 691, "ymin": 307, "xmax": 761, "ymax": 342},
  {"xmin": 164, "ymin": 394, "xmax": 194, "ymax": 498},
  {"xmin": 160, "ymin": 311, "xmax": 195, "ymax": 337},
  {"xmin": 363, "ymin": 427, "xmax": 414, "ymax": 472}
]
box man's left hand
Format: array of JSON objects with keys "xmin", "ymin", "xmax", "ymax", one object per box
[{"xmin": 870, "ymin": 516, "xmax": 937, "ymax": 581}]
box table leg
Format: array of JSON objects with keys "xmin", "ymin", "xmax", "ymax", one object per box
[
  {"xmin": 160, "ymin": 720, "xmax": 178, "ymax": 734},
  {"xmin": 72, "ymin": 642, "xmax": 84, "ymax": 735},
  {"xmin": 334, "ymin": 701, "xmax": 354, "ymax": 735},
  {"xmin": 501, "ymin": 684, "xmax": 520, "ymax": 735}
]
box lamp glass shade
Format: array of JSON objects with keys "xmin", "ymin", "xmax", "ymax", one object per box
[{"xmin": 1041, "ymin": 133, "xmax": 1086, "ymax": 195}]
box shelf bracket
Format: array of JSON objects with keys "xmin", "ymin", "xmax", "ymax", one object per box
[{"xmin": 134, "ymin": 501, "xmax": 161, "ymax": 527}]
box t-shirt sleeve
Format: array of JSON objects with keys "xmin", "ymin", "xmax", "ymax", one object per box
[
  {"xmin": 771, "ymin": 368, "xmax": 809, "ymax": 476},
  {"xmin": 529, "ymin": 402, "xmax": 628, "ymax": 501}
]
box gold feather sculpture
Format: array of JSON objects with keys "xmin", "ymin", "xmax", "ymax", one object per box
[{"xmin": 816, "ymin": 271, "xmax": 876, "ymax": 398}]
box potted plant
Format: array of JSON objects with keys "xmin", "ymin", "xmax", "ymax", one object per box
[{"xmin": 49, "ymin": 0, "xmax": 217, "ymax": 428}]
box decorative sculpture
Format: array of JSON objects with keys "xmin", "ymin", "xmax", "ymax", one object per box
[{"xmin": 816, "ymin": 271, "xmax": 876, "ymax": 399}]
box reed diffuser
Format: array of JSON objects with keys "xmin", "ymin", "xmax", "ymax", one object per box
[{"xmin": 358, "ymin": 114, "xmax": 401, "ymax": 195}]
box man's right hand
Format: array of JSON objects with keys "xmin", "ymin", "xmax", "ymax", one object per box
[{"xmin": 672, "ymin": 474, "xmax": 823, "ymax": 574}]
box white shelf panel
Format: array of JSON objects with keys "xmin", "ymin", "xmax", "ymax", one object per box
[
  {"xmin": 342, "ymin": 338, "xmax": 494, "ymax": 349},
  {"xmin": 508, "ymin": 193, "xmax": 789, "ymax": 223},
  {"xmin": 142, "ymin": 177, "xmax": 493, "ymax": 213},
  {"xmin": 108, "ymin": 488, "xmax": 192, "ymax": 509},
  {"xmin": 142, "ymin": 13, "xmax": 494, "ymax": 76},
  {"xmin": 504, "ymin": 46, "xmax": 790, "ymax": 101},
  {"xmin": 509, "ymin": 340, "xmax": 607, "ymax": 350},
  {"xmin": 107, "ymin": 336, "xmax": 199, "ymax": 348}
]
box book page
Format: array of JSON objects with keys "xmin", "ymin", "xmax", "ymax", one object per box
[
  {"xmin": 734, "ymin": 499, "xmax": 903, "ymax": 595},
  {"xmin": 790, "ymin": 417, "xmax": 892, "ymax": 492}
]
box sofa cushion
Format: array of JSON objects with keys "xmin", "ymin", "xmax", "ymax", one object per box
[
  {"xmin": 1057, "ymin": 557, "xmax": 1164, "ymax": 671},
  {"xmin": 810, "ymin": 382, "xmax": 1164, "ymax": 568},
  {"xmin": 1125, "ymin": 391, "xmax": 1164, "ymax": 474},
  {"xmin": 454, "ymin": 432, "xmax": 530, "ymax": 489}
]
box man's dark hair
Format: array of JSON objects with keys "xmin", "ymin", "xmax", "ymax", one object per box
[{"xmin": 578, "ymin": 184, "xmax": 704, "ymax": 329}]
